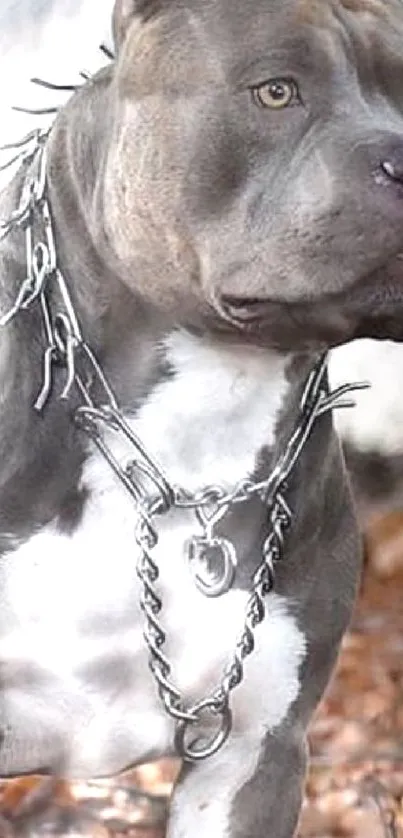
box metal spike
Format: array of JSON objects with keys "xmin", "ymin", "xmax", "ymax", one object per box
[{"xmin": 30, "ymin": 77, "xmax": 78, "ymax": 92}]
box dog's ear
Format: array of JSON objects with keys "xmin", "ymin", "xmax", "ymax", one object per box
[{"xmin": 112, "ymin": 0, "xmax": 162, "ymax": 49}]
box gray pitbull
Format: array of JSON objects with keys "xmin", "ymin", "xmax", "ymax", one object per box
[{"xmin": 2, "ymin": 0, "xmax": 403, "ymax": 836}]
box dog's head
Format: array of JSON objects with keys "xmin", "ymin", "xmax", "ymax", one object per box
[{"xmin": 99, "ymin": 0, "xmax": 403, "ymax": 350}]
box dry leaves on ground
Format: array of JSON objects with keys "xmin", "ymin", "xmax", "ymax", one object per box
[
  {"xmin": 1, "ymin": 513, "xmax": 403, "ymax": 837},
  {"xmin": 300, "ymin": 530, "xmax": 403, "ymax": 837}
]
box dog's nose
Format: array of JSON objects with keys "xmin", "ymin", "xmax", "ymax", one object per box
[{"xmin": 381, "ymin": 149, "xmax": 403, "ymax": 185}]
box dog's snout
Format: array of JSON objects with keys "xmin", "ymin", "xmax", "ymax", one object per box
[
  {"xmin": 379, "ymin": 143, "xmax": 403, "ymax": 186},
  {"xmin": 382, "ymin": 159, "xmax": 403, "ymax": 184},
  {"xmin": 366, "ymin": 135, "xmax": 403, "ymax": 199}
]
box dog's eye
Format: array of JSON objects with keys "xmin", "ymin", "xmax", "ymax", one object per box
[{"xmin": 252, "ymin": 78, "xmax": 299, "ymax": 109}]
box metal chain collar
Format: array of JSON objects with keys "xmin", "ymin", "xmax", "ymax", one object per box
[{"xmin": 0, "ymin": 130, "xmax": 367, "ymax": 762}]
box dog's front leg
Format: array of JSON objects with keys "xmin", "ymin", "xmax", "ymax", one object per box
[{"xmin": 166, "ymin": 720, "xmax": 307, "ymax": 838}]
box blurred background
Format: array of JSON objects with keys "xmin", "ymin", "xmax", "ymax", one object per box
[{"xmin": 0, "ymin": 3, "xmax": 403, "ymax": 835}]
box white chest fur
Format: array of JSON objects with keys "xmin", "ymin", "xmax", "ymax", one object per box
[{"xmin": 0, "ymin": 331, "xmax": 306, "ymax": 778}]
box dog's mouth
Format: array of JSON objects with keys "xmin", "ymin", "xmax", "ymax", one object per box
[
  {"xmin": 220, "ymin": 295, "xmax": 273, "ymax": 323},
  {"xmin": 215, "ymin": 256, "xmax": 403, "ymax": 350}
]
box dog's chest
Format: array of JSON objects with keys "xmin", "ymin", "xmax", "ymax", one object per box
[{"xmin": 0, "ymin": 334, "xmax": 306, "ymax": 775}]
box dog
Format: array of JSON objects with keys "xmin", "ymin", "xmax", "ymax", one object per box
[{"xmin": 2, "ymin": 1, "xmax": 403, "ymax": 836}]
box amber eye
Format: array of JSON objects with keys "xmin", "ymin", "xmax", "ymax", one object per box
[{"xmin": 252, "ymin": 78, "xmax": 299, "ymax": 109}]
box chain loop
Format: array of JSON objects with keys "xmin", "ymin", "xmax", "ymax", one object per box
[{"xmin": 174, "ymin": 697, "xmax": 233, "ymax": 762}]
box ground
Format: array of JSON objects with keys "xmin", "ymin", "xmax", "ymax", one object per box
[{"xmin": 1, "ymin": 513, "xmax": 403, "ymax": 838}]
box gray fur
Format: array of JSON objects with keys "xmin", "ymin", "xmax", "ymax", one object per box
[{"xmin": 2, "ymin": 1, "xmax": 403, "ymax": 836}]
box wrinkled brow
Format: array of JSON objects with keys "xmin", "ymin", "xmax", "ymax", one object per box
[{"xmin": 296, "ymin": 0, "xmax": 390, "ymax": 26}]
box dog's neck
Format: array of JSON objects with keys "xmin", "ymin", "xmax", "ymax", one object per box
[{"xmin": 44, "ymin": 103, "xmax": 313, "ymax": 488}]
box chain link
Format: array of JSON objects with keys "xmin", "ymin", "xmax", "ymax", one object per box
[{"xmin": 0, "ymin": 131, "xmax": 369, "ymax": 762}]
